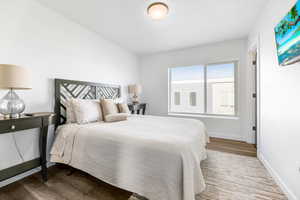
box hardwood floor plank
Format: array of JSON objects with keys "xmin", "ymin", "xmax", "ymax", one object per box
[
  {"xmin": 0, "ymin": 193, "xmax": 14, "ymax": 200},
  {"xmin": 208, "ymin": 140, "xmax": 256, "ymax": 150},
  {"xmin": 207, "ymin": 137, "xmax": 257, "ymax": 157},
  {"xmin": 0, "ymin": 182, "xmax": 39, "ymax": 200},
  {"xmin": 20, "ymin": 175, "xmax": 67, "ymax": 200},
  {"xmin": 42, "ymin": 175, "xmax": 96, "ymax": 200},
  {"xmin": 207, "ymin": 145, "xmax": 257, "ymax": 157},
  {"xmin": 52, "ymin": 167, "xmax": 132, "ymax": 200}
]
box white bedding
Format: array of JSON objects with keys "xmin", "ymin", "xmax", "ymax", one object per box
[{"xmin": 50, "ymin": 115, "xmax": 209, "ymax": 200}]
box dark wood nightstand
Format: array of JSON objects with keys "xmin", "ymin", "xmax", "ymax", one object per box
[
  {"xmin": 0, "ymin": 112, "xmax": 56, "ymax": 182},
  {"xmin": 128, "ymin": 103, "xmax": 147, "ymax": 115}
]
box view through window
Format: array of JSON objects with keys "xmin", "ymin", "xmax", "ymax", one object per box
[{"xmin": 169, "ymin": 62, "xmax": 236, "ymax": 116}]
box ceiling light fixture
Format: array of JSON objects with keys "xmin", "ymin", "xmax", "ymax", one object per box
[{"xmin": 147, "ymin": 2, "xmax": 169, "ymax": 20}]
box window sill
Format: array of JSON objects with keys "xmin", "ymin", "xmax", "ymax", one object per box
[{"xmin": 168, "ymin": 113, "xmax": 239, "ymax": 120}]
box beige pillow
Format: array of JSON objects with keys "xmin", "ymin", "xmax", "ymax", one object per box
[
  {"xmin": 100, "ymin": 99, "xmax": 119, "ymax": 121},
  {"xmin": 118, "ymin": 103, "xmax": 131, "ymax": 114},
  {"xmin": 72, "ymin": 99, "xmax": 103, "ymax": 124},
  {"xmin": 105, "ymin": 113, "xmax": 128, "ymax": 122},
  {"xmin": 66, "ymin": 99, "xmax": 76, "ymax": 123}
]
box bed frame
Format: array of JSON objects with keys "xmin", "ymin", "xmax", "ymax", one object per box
[{"xmin": 54, "ymin": 78, "xmax": 121, "ymax": 127}]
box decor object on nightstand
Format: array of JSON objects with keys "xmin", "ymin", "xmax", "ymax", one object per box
[
  {"xmin": 0, "ymin": 64, "xmax": 31, "ymax": 118},
  {"xmin": 128, "ymin": 103, "xmax": 147, "ymax": 115},
  {"xmin": 128, "ymin": 84, "xmax": 142, "ymax": 104}
]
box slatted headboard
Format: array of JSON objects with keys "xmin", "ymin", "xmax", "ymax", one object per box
[{"xmin": 54, "ymin": 78, "xmax": 121, "ymax": 126}]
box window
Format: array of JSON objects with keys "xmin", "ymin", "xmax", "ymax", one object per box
[
  {"xmin": 190, "ymin": 92, "xmax": 197, "ymax": 106},
  {"xmin": 174, "ymin": 92, "xmax": 181, "ymax": 105},
  {"xmin": 169, "ymin": 61, "xmax": 237, "ymax": 116},
  {"xmin": 169, "ymin": 65, "xmax": 205, "ymax": 113}
]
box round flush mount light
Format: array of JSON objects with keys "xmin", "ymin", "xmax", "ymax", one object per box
[{"xmin": 147, "ymin": 2, "xmax": 169, "ymax": 20}]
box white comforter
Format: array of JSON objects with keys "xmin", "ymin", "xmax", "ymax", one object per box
[{"xmin": 50, "ymin": 115, "xmax": 209, "ymax": 200}]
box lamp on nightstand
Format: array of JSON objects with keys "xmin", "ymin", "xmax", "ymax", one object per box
[
  {"xmin": 0, "ymin": 64, "xmax": 31, "ymax": 118},
  {"xmin": 128, "ymin": 84, "xmax": 142, "ymax": 104}
]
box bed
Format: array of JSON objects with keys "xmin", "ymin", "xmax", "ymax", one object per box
[{"xmin": 50, "ymin": 79, "xmax": 209, "ymax": 200}]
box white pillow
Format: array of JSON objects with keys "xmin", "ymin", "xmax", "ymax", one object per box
[
  {"xmin": 114, "ymin": 97, "xmax": 123, "ymax": 104},
  {"xmin": 66, "ymin": 99, "xmax": 76, "ymax": 123},
  {"xmin": 72, "ymin": 99, "xmax": 103, "ymax": 124}
]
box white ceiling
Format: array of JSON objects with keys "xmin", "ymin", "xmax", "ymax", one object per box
[{"xmin": 37, "ymin": 0, "xmax": 268, "ymax": 55}]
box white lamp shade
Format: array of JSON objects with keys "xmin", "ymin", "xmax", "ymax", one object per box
[
  {"xmin": 128, "ymin": 84, "xmax": 142, "ymax": 94},
  {"xmin": 0, "ymin": 64, "xmax": 32, "ymax": 90}
]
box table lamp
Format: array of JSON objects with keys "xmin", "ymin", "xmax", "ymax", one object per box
[
  {"xmin": 0, "ymin": 64, "xmax": 31, "ymax": 118},
  {"xmin": 128, "ymin": 84, "xmax": 142, "ymax": 104}
]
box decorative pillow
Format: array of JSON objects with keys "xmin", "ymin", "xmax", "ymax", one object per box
[
  {"xmin": 72, "ymin": 99, "xmax": 103, "ymax": 124},
  {"xmin": 105, "ymin": 113, "xmax": 128, "ymax": 122},
  {"xmin": 100, "ymin": 99, "xmax": 119, "ymax": 121},
  {"xmin": 100, "ymin": 99, "xmax": 119, "ymax": 114},
  {"xmin": 66, "ymin": 99, "xmax": 76, "ymax": 123},
  {"xmin": 118, "ymin": 103, "xmax": 131, "ymax": 114}
]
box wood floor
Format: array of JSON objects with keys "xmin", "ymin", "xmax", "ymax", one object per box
[
  {"xmin": 0, "ymin": 138, "xmax": 286, "ymax": 200},
  {"xmin": 207, "ymin": 137, "xmax": 257, "ymax": 157}
]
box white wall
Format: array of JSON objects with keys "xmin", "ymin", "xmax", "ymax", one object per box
[
  {"xmin": 140, "ymin": 39, "xmax": 253, "ymax": 142},
  {"xmin": 0, "ymin": 0, "xmax": 139, "ymax": 186},
  {"xmin": 248, "ymin": 0, "xmax": 300, "ymax": 199}
]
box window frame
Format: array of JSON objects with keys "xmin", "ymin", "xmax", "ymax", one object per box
[{"xmin": 168, "ymin": 60, "xmax": 239, "ymax": 117}]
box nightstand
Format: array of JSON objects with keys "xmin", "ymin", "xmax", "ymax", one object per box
[
  {"xmin": 0, "ymin": 112, "xmax": 56, "ymax": 182},
  {"xmin": 128, "ymin": 103, "xmax": 147, "ymax": 115}
]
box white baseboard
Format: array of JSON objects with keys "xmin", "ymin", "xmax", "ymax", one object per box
[
  {"xmin": 0, "ymin": 162, "xmax": 55, "ymax": 188},
  {"xmin": 208, "ymin": 131, "xmax": 244, "ymax": 141},
  {"xmin": 258, "ymin": 152, "xmax": 297, "ymax": 200}
]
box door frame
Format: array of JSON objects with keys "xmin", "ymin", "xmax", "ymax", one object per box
[{"xmin": 248, "ymin": 36, "xmax": 261, "ymax": 151}]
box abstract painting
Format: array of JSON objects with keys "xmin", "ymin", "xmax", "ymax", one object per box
[{"xmin": 275, "ymin": 1, "xmax": 300, "ymax": 66}]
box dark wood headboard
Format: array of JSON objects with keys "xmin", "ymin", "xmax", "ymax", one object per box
[{"xmin": 54, "ymin": 78, "xmax": 121, "ymax": 127}]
